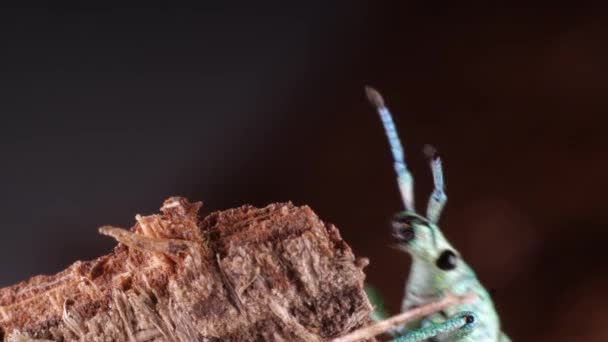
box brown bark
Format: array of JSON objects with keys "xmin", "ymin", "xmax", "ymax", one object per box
[{"xmin": 0, "ymin": 197, "xmax": 373, "ymax": 341}]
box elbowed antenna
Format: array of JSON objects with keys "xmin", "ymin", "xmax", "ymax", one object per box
[
  {"xmin": 365, "ymin": 86, "xmax": 415, "ymax": 212},
  {"xmin": 424, "ymin": 145, "xmax": 448, "ymax": 223}
]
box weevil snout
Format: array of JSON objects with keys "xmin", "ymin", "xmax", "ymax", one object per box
[
  {"xmin": 391, "ymin": 213, "xmax": 421, "ymax": 244},
  {"xmin": 391, "ymin": 212, "xmax": 444, "ymax": 259}
]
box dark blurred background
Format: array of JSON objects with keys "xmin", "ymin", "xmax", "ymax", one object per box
[{"xmin": 0, "ymin": 3, "xmax": 606, "ymax": 340}]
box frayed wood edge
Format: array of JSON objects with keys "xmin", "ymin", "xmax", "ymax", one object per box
[{"xmin": 332, "ymin": 291, "xmax": 476, "ymax": 342}]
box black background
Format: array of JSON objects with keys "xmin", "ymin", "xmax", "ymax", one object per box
[{"xmin": 1, "ymin": 3, "xmax": 607, "ymax": 340}]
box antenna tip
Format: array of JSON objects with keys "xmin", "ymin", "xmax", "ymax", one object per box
[
  {"xmin": 423, "ymin": 144, "xmax": 439, "ymax": 160},
  {"xmin": 365, "ymin": 86, "xmax": 385, "ymax": 108}
]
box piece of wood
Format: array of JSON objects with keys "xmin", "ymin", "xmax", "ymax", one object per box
[{"xmin": 0, "ymin": 197, "xmax": 373, "ymax": 341}]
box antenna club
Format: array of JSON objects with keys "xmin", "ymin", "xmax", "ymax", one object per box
[{"xmin": 365, "ymin": 86, "xmax": 385, "ymax": 108}]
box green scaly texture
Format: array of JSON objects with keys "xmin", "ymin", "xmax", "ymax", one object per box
[{"xmin": 391, "ymin": 312, "xmax": 475, "ymax": 342}]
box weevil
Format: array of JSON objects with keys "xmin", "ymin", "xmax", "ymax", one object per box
[{"xmin": 365, "ymin": 87, "xmax": 509, "ymax": 342}]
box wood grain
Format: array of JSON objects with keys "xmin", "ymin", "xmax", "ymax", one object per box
[{"xmin": 0, "ymin": 197, "xmax": 373, "ymax": 341}]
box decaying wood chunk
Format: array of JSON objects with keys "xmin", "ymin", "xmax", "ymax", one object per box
[{"xmin": 0, "ymin": 197, "xmax": 373, "ymax": 341}]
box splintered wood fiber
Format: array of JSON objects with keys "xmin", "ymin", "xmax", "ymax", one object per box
[{"xmin": 0, "ymin": 197, "xmax": 374, "ymax": 341}]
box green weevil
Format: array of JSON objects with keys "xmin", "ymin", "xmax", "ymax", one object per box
[{"xmin": 365, "ymin": 86, "xmax": 510, "ymax": 342}]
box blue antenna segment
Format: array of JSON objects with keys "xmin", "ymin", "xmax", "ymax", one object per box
[
  {"xmin": 377, "ymin": 106, "xmax": 415, "ymax": 212},
  {"xmin": 378, "ymin": 107, "xmax": 407, "ymax": 177}
]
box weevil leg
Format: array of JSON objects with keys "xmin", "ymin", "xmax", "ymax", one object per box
[
  {"xmin": 365, "ymin": 285, "xmax": 389, "ymax": 322},
  {"xmin": 424, "ymin": 145, "xmax": 448, "ymax": 224},
  {"xmin": 390, "ymin": 311, "xmax": 477, "ymax": 342},
  {"xmin": 366, "ymin": 285, "xmax": 410, "ymax": 337},
  {"xmin": 366, "ymin": 86, "xmax": 415, "ymax": 212}
]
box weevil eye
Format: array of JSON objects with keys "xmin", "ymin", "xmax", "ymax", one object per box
[
  {"xmin": 436, "ymin": 250, "xmax": 458, "ymax": 270},
  {"xmin": 392, "ymin": 215, "xmax": 415, "ymax": 244}
]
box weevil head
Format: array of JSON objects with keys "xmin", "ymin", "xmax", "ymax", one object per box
[
  {"xmin": 366, "ymin": 86, "xmax": 476, "ymax": 288},
  {"xmin": 392, "ymin": 211, "xmax": 470, "ymax": 284}
]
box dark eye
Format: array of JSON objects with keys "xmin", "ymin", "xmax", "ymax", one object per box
[
  {"xmin": 436, "ymin": 250, "xmax": 457, "ymax": 270},
  {"xmin": 392, "ymin": 216, "xmax": 415, "ymax": 244}
]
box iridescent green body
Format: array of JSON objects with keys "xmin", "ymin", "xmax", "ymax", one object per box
[
  {"xmin": 365, "ymin": 86, "xmax": 509, "ymax": 341},
  {"xmin": 395, "ymin": 311, "xmax": 477, "ymax": 342},
  {"xmin": 397, "ymin": 213, "xmax": 509, "ymax": 342}
]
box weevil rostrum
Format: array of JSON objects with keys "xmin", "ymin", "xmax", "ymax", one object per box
[{"xmin": 364, "ymin": 87, "xmax": 509, "ymax": 342}]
